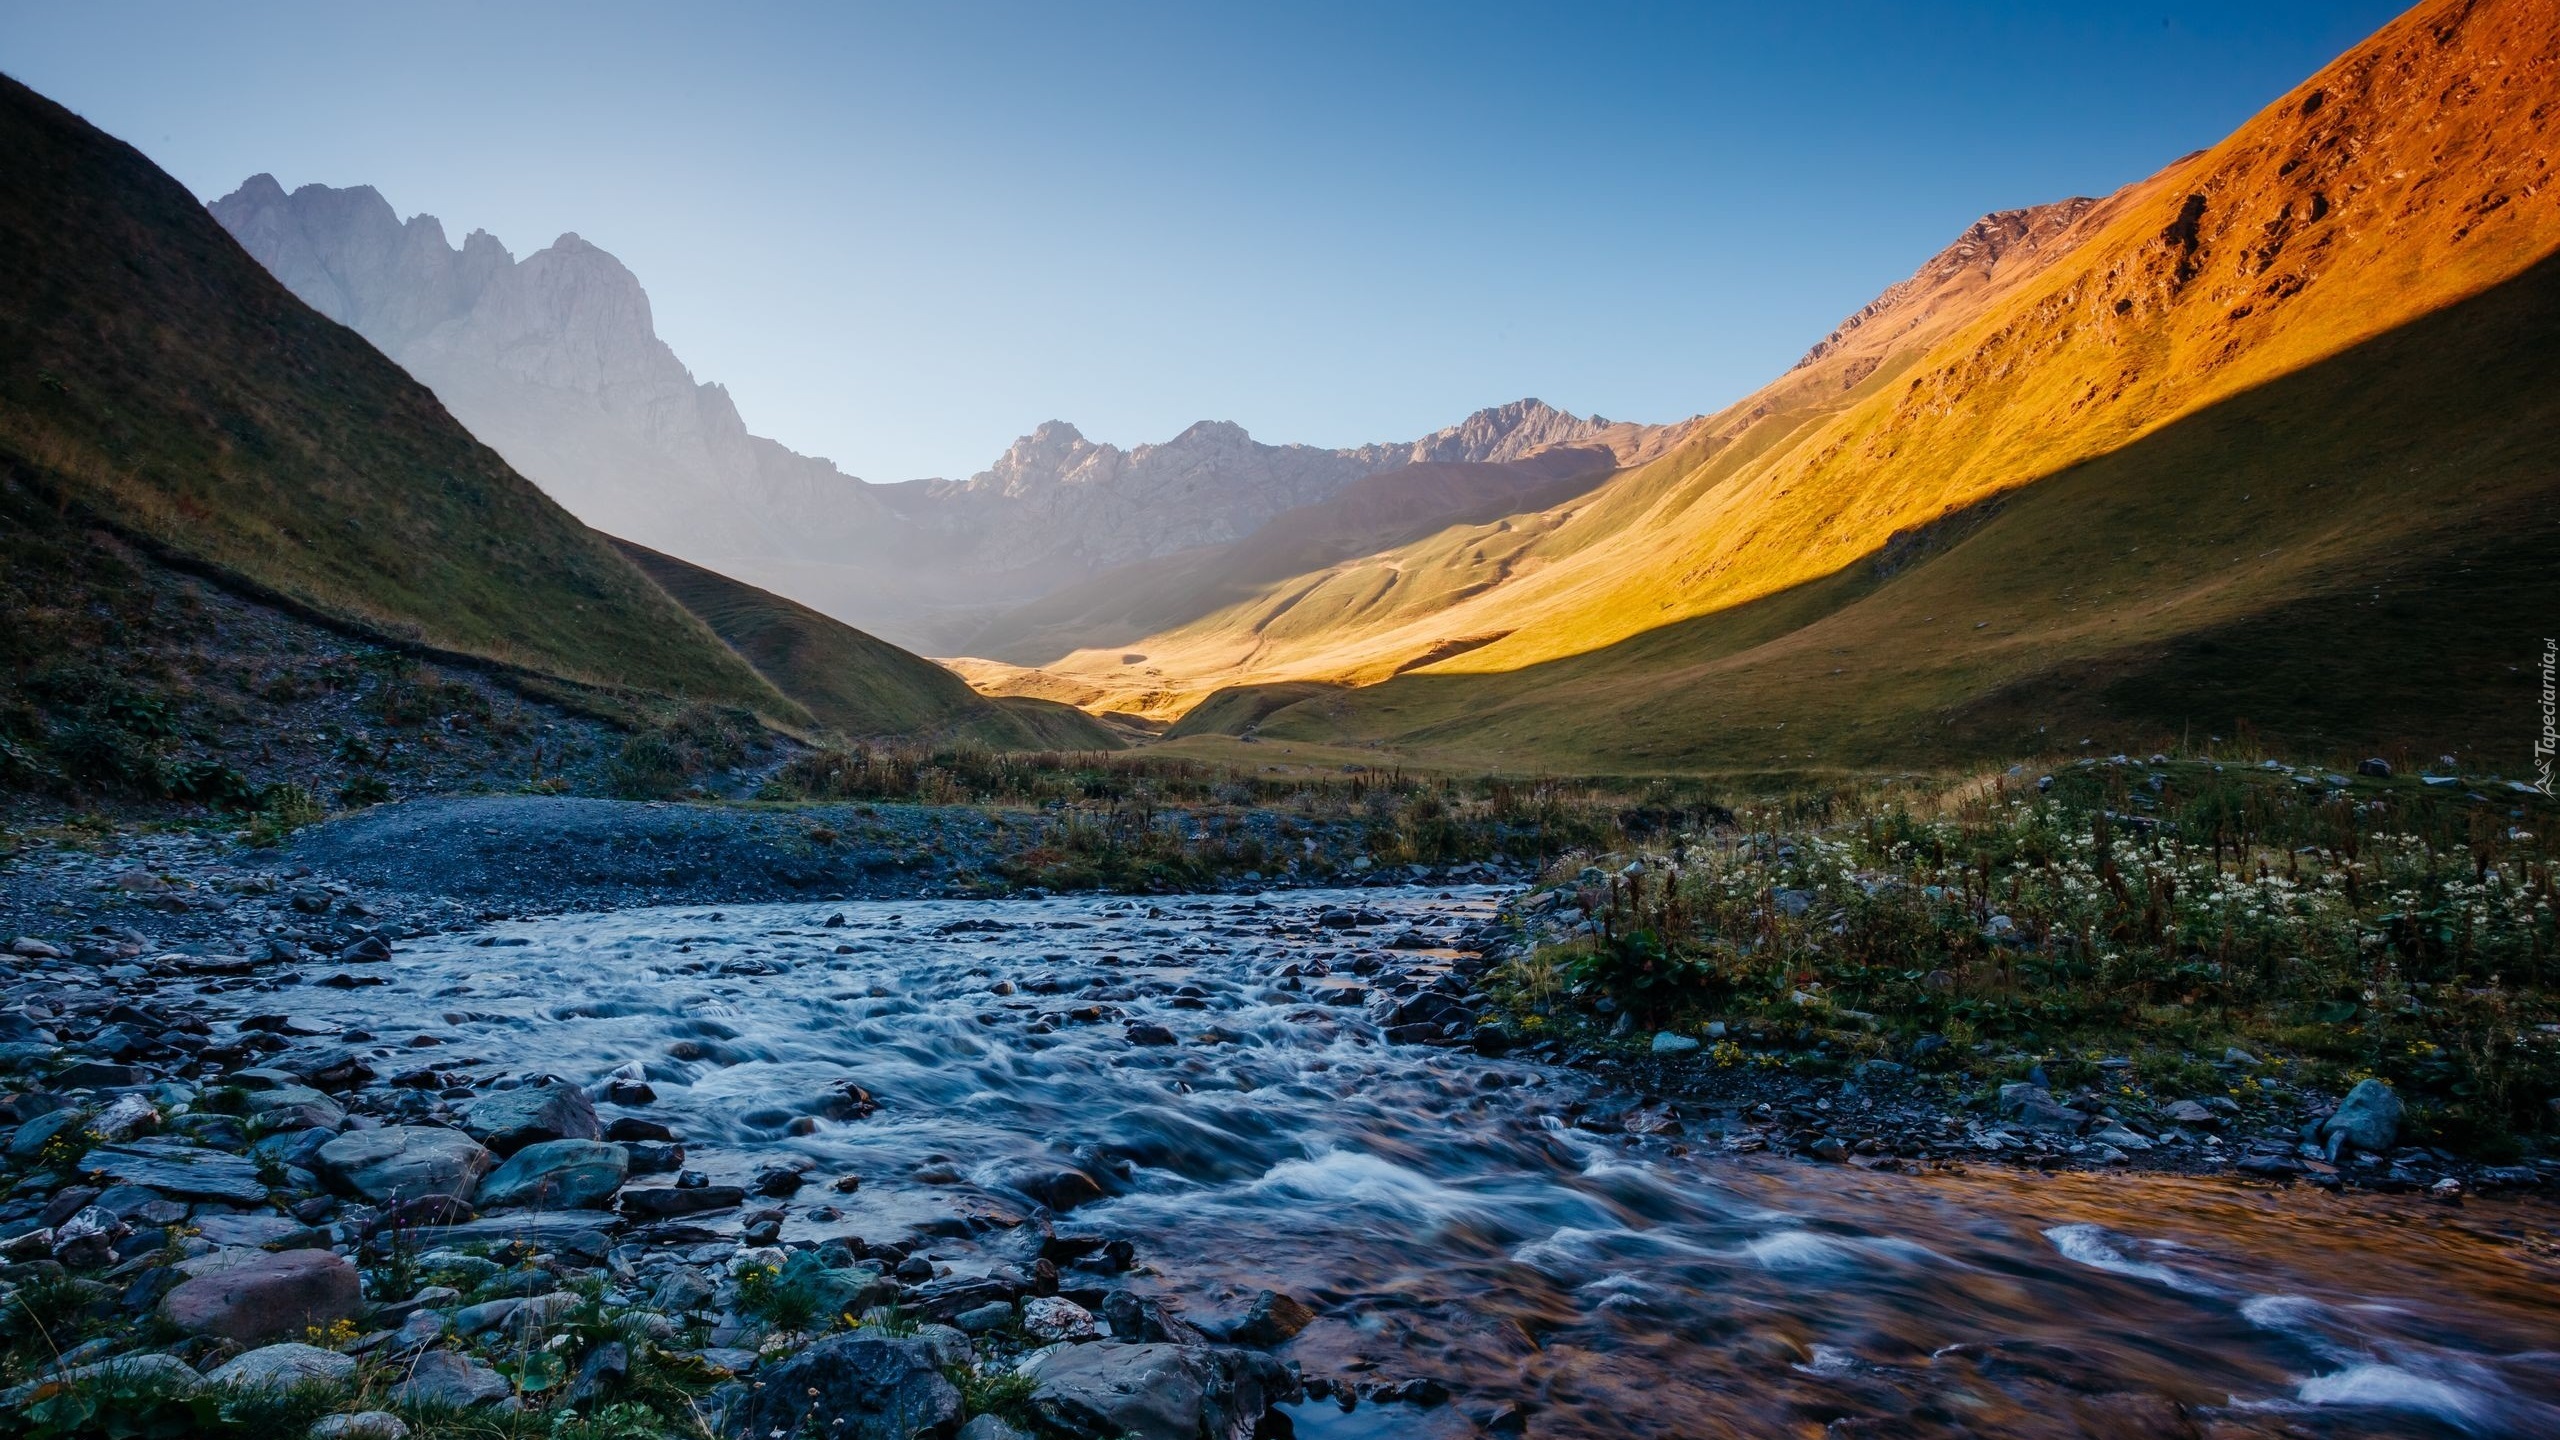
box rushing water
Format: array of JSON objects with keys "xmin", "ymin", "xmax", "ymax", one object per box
[{"xmin": 257, "ymin": 887, "xmax": 2560, "ymax": 1438}]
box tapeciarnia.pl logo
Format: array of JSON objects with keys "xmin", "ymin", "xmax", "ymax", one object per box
[{"xmin": 2539, "ymin": 637, "xmax": 2557, "ymax": 793}]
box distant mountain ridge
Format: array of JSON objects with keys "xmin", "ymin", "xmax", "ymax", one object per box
[{"xmin": 209, "ymin": 176, "xmax": 1641, "ymax": 648}]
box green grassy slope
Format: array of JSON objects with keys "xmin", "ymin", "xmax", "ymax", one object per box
[
  {"xmin": 0, "ymin": 75, "xmax": 795, "ymax": 722},
  {"xmin": 611, "ymin": 540, "xmax": 1122, "ymax": 750},
  {"xmin": 1241, "ymin": 248, "xmax": 2560, "ymax": 772}
]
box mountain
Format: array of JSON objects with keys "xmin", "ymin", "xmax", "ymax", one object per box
[
  {"xmin": 0, "ymin": 72, "xmax": 1100, "ymax": 788},
  {"xmin": 208, "ymin": 177, "xmax": 1643, "ymax": 650},
  {"xmin": 0, "ymin": 74, "xmax": 791, "ymax": 725},
  {"xmin": 954, "ymin": 445, "xmax": 1624, "ymax": 675},
  {"xmin": 1060, "ymin": 0, "xmax": 2560, "ymax": 768}
]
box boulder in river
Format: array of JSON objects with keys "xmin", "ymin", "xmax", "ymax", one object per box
[
  {"xmin": 2321, "ymin": 1079, "xmax": 2404, "ymax": 1155},
  {"xmin": 315, "ymin": 1125, "xmax": 494, "ymax": 1203},
  {"xmin": 474, "ymin": 1138, "xmax": 628, "ymax": 1209},
  {"xmin": 1222, "ymin": 1289, "xmax": 1314, "ymax": 1347},
  {"xmin": 727, "ymin": 1333, "xmax": 962, "ymax": 1440},
  {"xmin": 1025, "ymin": 1341, "xmax": 1297, "ymax": 1440},
  {"xmin": 620, "ymin": 1182, "xmax": 746, "ymax": 1218},
  {"xmin": 1022, "ymin": 1295, "xmax": 1100, "ymax": 1342},
  {"xmin": 459, "ymin": 1081, "xmax": 600, "ymax": 1154},
  {"xmin": 159, "ymin": 1249, "xmax": 361, "ymax": 1343}
]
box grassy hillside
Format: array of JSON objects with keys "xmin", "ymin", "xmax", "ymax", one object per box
[
  {"xmin": 1238, "ymin": 247, "xmax": 2560, "ymax": 770},
  {"xmin": 959, "ymin": 447, "xmax": 1618, "ymax": 669},
  {"xmin": 612, "ymin": 540, "xmax": 1122, "ymax": 750},
  {"xmin": 0, "ymin": 75, "xmax": 796, "ymax": 724},
  {"xmin": 1005, "ymin": 0, "xmax": 2560, "ymax": 768}
]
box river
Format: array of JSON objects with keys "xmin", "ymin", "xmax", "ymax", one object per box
[{"xmin": 255, "ymin": 886, "xmax": 2560, "ymax": 1438}]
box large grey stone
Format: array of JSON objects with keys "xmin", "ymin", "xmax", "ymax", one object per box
[
  {"xmin": 160, "ymin": 1248, "xmax": 361, "ymax": 1343},
  {"xmin": 385, "ymin": 1349, "xmax": 511, "ymax": 1409},
  {"xmin": 243, "ymin": 1084, "xmax": 346, "ymax": 1132},
  {"xmin": 474, "ymin": 1138, "xmax": 628, "ymax": 1209},
  {"xmin": 315, "ymin": 1125, "xmax": 493, "ymax": 1203},
  {"xmin": 7, "ymin": 1107, "xmax": 88, "ymax": 1162},
  {"xmin": 727, "ymin": 1334, "xmax": 961, "ymax": 1440},
  {"xmin": 0, "ymin": 1353, "xmax": 205, "ymax": 1407},
  {"xmin": 2321, "ymin": 1079, "xmax": 2404, "ymax": 1154},
  {"xmin": 458, "ymin": 1083, "xmax": 599, "ymax": 1155},
  {"xmin": 193, "ymin": 1212, "xmax": 314, "ymax": 1249},
  {"xmin": 309, "ymin": 1413, "xmax": 409, "ymax": 1440},
  {"xmin": 1025, "ymin": 1342, "xmax": 1295, "ymax": 1440},
  {"xmin": 208, "ymin": 1341, "xmax": 358, "ymax": 1391},
  {"xmin": 85, "ymin": 1139, "xmax": 270, "ymax": 1204},
  {"xmin": 620, "ymin": 1182, "xmax": 745, "ymax": 1218}
]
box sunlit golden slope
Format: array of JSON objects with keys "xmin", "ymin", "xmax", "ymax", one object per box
[{"xmin": 997, "ymin": 0, "xmax": 2559, "ymax": 760}]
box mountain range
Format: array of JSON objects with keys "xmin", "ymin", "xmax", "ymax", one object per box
[
  {"xmin": 208, "ymin": 174, "xmax": 1643, "ymax": 652},
  {"xmin": 11, "ymin": 0, "xmax": 2544, "ymax": 787},
  {"xmin": 0, "ymin": 72, "xmax": 1113, "ymax": 763},
  {"xmin": 995, "ymin": 0, "xmax": 2560, "ymax": 769}
]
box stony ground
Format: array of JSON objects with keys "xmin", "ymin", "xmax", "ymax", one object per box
[
  {"xmin": 0, "ymin": 794, "xmax": 2546, "ymax": 1440},
  {"xmin": 0, "ymin": 797, "xmax": 1537, "ymax": 1439},
  {"xmin": 1467, "ymin": 891, "xmax": 2560, "ymax": 1202}
]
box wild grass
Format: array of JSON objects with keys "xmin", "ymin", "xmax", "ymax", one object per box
[{"xmin": 1496, "ymin": 755, "xmax": 2559, "ymax": 1153}]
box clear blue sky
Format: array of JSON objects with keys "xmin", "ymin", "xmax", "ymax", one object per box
[{"xmin": 4, "ymin": 0, "xmax": 2407, "ymax": 480}]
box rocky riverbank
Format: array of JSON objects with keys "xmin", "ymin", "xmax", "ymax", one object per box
[
  {"xmin": 1462, "ymin": 884, "xmax": 2560, "ymax": 1202},
  {"xmin": 0, "ymin": 800, "xmax": 1524, "ymax": 1440},
  {"xmin": 1, "ymin": 796, "xmax": 2555, "ymax": 1440}
]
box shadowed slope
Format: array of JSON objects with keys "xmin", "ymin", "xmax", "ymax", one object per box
[
  {"xmin": 609, "ymin": 541, "xmax": 1122, "ymax": 750},
  {"xmin": 1229, "ymin": 244, "xmax": 2560, "ymax": 770},
  {"xmin": 1009, "ymin": 0, "xmax": 2560, "ymax": 751},
  {"xmin": 0, "ymin": 75, "xmax": 794, "ymax": 721}
]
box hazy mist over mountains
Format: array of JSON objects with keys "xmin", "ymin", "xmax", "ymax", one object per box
[{"xmin": 212, "ymin": 176, "xmax": 1638, "ymax": 651}]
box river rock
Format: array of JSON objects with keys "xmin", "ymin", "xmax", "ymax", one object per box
[
  {"xmin": 1651, "ymin": 1031, "xmax": 1701, "ymax": 1055},
  {"xmin": 958, "ymin": 1418, "xmax": 1032, "ymax": 1440},
  {"xmin": 310, "ymin": 1413, "xmax": 410, "ymax": 1440},
  {"xmin": 620, "ymin": 1182, "xmax": 745, "ymax": 1218},
  {"xmin": 386, "ymin": 1349, "xmax": 511, "ymax": 1408},
  {"xmin": 8, "ymin": 1107, "xmax": 87, "ymax": 1162},
  {"xmin": 2086, "ymin": 1123, "xmax": 2153, "ymax": 1152},
  {"xmin": 243, "ymin": 1084, "xmax": 346, "ymax": 1132},
  {"xmin": 208, "ymin": 1341, "xmax": 358, "ymax": 1390},
  {"xmin": 1224, "ymin": 1289, "xmax": 1314, "ymax": 1347},
  {"xmin": 474, "ymin": 1138, "xmax": 628, "ymax": 1209},
  {"xmin": 1025, "ymin": 1341, "xmax": 1295, "ymax": 1440},
  {"xmin": 0, "ymin": 1353, "xmax": 204, "ymax": 1407},
  {"xmin": 1022, "ymin": 1295, "xmax": 1100, "ymax": 1342},
  {"xmin": 1997, "ymin": 1085, "xmax": 2086, "ymax": 1135},
  {"xmin": 2321, "ymin": 1079, "xmax": 2403, "ymax": 1154},
  {"xmin": 85, "ymin": 1138, "xmax": 270, "ymax": 1204},
  {"xmin": 2161, "ymin": 1100, "xmax": 2221, "ymax": 1128},
  {"xmin": 317, "ymin": 1125, "xmax": 494, "ymax": 1203},
  {"xmin": 459, "ymin": 1082, "xmax": 600, "ymax": 1155},
  {"xmin": 1102, "ymin": 1291, "xmax": 1210, "ymax": 1346},
  {"xmin": 727, "ymin": 1333, "xmax": 962, "ymax": 1440},
  {"xmin": 193, "ymin": 1213, "xmax": 315, "ymax": 1249},
  {"xmin": 159, "ymin": 1248, "xmax": 361, "ymax": 1343}
]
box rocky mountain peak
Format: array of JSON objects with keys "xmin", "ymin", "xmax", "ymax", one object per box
[
  {"xmin": 1792, "ymin": 197, "xmax": 2100, "ymax": 371},
  {"xmin": 1406, "ymin": 398, "xmax": 1614, "ymax": 465}
]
